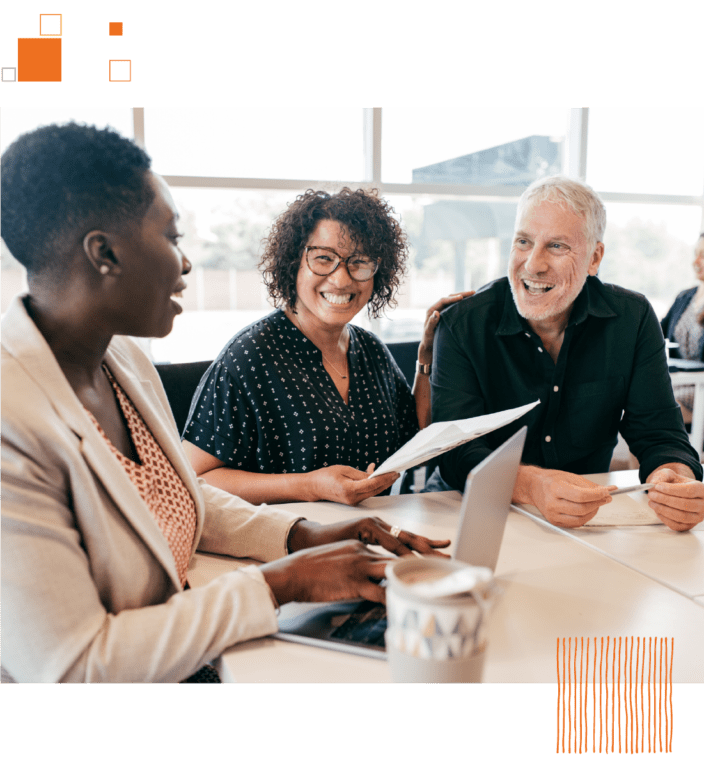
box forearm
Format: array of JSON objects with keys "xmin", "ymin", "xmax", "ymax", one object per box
[
  {"xmin": 411, "ymin": 341, "xmax": 433, "ymax": 428},
  {"xmin": 200, "ymin": 466, "xmax": 318, "ymax": 505}
]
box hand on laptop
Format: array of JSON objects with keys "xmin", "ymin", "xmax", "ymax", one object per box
[
  {"xmin": 513, "ymin": 465, "xmax": 616, "ymax": 528},
  {"xmin": 260, "ymin": 540, "xmax": 393, "ymax": 605},
  {"xmin": 287, "ymin": 516, "xmax": 451, "ymax": 558}
]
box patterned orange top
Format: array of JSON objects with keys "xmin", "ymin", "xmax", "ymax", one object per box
[{"xmin": 86, "ymin": 366, "xmax": 197, "ymax": 587}]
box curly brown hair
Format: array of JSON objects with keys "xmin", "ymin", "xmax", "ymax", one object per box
[{"xmin": 259, "ymin": 188, "xmax": 408, "ymax": 319}]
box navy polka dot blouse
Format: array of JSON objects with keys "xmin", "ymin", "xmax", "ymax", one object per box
[{"xmin": 183, "ymin": 309, "xmax": 419, "ymax": 476}]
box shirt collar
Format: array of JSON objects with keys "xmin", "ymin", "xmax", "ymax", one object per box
[{"xmin": 497, "ymin": 275, "xmax": 618, "ymax": 336}]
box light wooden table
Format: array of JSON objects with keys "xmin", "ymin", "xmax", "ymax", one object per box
[{"xmin": 189, "ymin": 474, "xmax": 704, "ymax": 683}]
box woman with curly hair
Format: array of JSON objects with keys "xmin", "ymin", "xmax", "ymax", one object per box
[
  {"xmin": 182, "ymin": 188, "xmax": 469, "ymax": 505},
  {"xmin": 1, "ymin": 126, "xmax": 449, "ymax": 682}
]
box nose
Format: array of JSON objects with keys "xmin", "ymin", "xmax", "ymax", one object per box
[
  {"xmin": 523, "ymin": 243, "xmax": 549, "ymax": 275},
  {"xmin": 181, "ymin": 253, "xmax": 192, "ymax": 275},
  {"xmin": 327, "ymin": 259, "xmax": 354, "ymax": 286}
]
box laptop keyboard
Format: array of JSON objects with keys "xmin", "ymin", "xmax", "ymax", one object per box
[{"xmin": 330, "ymin": 601, "xmax": 388, "ymax": 647}]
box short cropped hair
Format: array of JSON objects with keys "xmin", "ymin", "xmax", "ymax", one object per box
[
  {"xmin": 1, "ymin": 122, "xmax": 153, "ymax": 276},
  {"xmin": 260, "ymin": 188, "xmax": 408, "ymax": 319},
  {"xmin": 516, "ymin": 175, "xmax": 607, "ymax": 247}
]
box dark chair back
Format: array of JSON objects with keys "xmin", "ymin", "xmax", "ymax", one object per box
[
  {"xmin": 385, "ymin": 340, "xmax": 420, "ymax": 386},
  {"xmin": 155, "ymin": 360, "xmax": 213, "ymax": 436}
]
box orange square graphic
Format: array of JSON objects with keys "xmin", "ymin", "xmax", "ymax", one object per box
[
  {"xmin": 18, "ymin": 38, "xmax": 61, "ymax": 82},
  {"xmin": 108, "ymin": 59, "xmax": 132, "ymax": 83},
  {"xmin": 109, "ymin": 22, "xmax": 123, "ymax": 36},
  {"xmin": 39, "ymin": 13, "xmax": 64, "ymax": 37}
]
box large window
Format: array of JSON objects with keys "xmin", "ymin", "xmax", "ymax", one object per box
[{"xmin": 2, "ymin": 107, "xmax": 703, "ymax": 363}]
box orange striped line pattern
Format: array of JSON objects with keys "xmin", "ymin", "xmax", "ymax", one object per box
[{"xmin": 556, "ymin": 637, "xmax": 673, "ymax": 754}]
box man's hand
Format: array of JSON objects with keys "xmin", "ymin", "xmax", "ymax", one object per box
[
  {"xmin": 514, "ymin": 465, "xmax": 616, "ymax": 528},
  {"xmin": 646, "ymin": 466, "xmax": 704, "ymax": 531},
  {"xmin": 287, "ymin": 517, "xmax": 451, "ymax": 557}
]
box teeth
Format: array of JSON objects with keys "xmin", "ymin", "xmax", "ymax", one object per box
[
  {"xmin": 322, "ymin": 293, "xmax": 352, "ymax": 305},
  {"xmin": 523, "ymin": 280, "xmax": 553, "ymax": 295}
]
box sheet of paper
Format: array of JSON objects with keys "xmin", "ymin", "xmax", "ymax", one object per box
[
  {"xmin": 369, "ymin": 400, "xmax": 540, "ymax": 478},
  {"xmin": 520, "ymin": 490, "xmax": 661, "ymax": 527}
]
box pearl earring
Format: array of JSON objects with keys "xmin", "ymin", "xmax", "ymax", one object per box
[{"xmin": 99, "ymin": 265, "xmax": 110, "ymax": 275}]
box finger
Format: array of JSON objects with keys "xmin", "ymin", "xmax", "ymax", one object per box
[
  {"xmin": 402, "ymin": 531, "xmax": 452, "ymax": 554},
  {"xmin": 347, "ymin": 475, "xmax": 399, "ymax": 505},
  {"xmin": 551, "ymin": 509, "xmax": 600, "ymax": 528},
  {"xmin": 651, "ymin": 482, "xmax": 704, "ymax": 499},
  {"xmin": 431, "ymin": 292, "xmax": 473, "ymax": 311},
  {"xmin": 650, "ymin": 505, "xmax": 700, "ymax": 532},
  {"xmin": 648, "ymin": 489, "xmax": 704, "ymax": 513},
  {"xmin": 648, "ymin": 498, "xmax": 704, "ymax": 525},
  {"xmin": 366, "ymin": 463, "xmax": 375, "ymax": 474},
  {"xmin": 558, "ymin": 484, "xmax": 614, "ymax": 503}
]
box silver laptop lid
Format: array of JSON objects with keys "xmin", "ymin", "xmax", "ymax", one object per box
[{"xmin": 453, "ymin": 426, "xmax": 527, "ymax": 571}]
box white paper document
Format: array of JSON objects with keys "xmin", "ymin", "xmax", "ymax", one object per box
[
  {"xmin": 519, "ymin": 490, "xmax": 661, "ymax": 527},
  {"xmin": 369, "ymin": 400, "xmax": 540, "ymax": 478}
]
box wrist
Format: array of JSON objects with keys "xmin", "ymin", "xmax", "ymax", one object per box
[
  {"xmin": 260, "ymin": 561, "xmax": 295, "ymax": 606},
  {"xmin": 416, "ymin": 360, "xmax": 432, "ymax": 376},
  {"xmin": 512, "ymin": 464, "xmax": 542, "ymax": 505},
  {"xmin": 417, "ymin": 343, "xmax": 432, "ymax": 367},
  {"xmin": 286, "ymin": 519, "xmax": 320, "ymax": 552}
]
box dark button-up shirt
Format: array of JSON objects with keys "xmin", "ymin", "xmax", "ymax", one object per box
[{"xmin": 432, "ymin": 276, "xmax": 701, "ymax": 490}]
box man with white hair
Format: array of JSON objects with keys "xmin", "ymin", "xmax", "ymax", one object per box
[{"xmin": 431, "ymin": 175, "xmax": 704, "ymax": 531}]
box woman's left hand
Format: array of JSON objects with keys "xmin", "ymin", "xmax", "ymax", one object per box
[
  {"xmin": 419, "ymin": 291, "xmax": 475, "ymax": 364},
  {"xmin": 287, "ymin": 517, "xmax": 451, "ymax": 558}
]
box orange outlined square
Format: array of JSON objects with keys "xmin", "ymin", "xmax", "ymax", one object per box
[
  {"xmin": 39, "ymin": 14, "xmax": 62, "ymax": 36},
  {"xmin": 109, "ymin": 22, "xmax": 123, "ymax": 36},
  {"xmin": 39, "ymin": 13, "xmax": 64, "ymax": 37},
  {"xmin": 108, "ymin": 59, "xmax": 132, "ymax": 83},
  {"xmin": 18, "ymin": 38, "xmax": 62, "ymax": 82}
]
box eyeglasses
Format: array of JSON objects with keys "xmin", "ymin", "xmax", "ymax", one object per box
[{"xmin": 303, "ymin": 246, "xmax": 379, "ymax": 282}]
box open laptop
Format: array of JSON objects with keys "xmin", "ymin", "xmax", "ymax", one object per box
[{"xmin": 272, "ymin": 425, "xmax": 528, "ymax": 660}]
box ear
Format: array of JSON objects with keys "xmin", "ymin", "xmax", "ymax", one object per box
[
  {"xmin": 82, "ymin": 230, "xmax": 122, "ymax": 277},
  {"xmin": 588, "ymin": 241, "xmax": 605, "ymax": 276}
]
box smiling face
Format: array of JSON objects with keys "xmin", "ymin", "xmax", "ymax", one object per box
[
  {"xmin": 508, "ymin": 200, "xmax": 604, "ymax": 331},
  {"xmin": 108, "ymin": 172, "xmax": 190, "ymax": 338},
  {"xmin": 292, "ymin": 219, "xmax": 374, "ymax": 333}
]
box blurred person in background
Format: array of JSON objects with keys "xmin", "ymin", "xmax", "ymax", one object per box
[{"xmin": 660, "ymin": 232, "xmax": 704, "ymax": 424}]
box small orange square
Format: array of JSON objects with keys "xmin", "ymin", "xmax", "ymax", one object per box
[
  {"xmin": 109, "ymin": 22, "xmax": 123, "ymax": 36},
  {"xmin": 109, "ymin": 60, "xmax": 131, "ymax": 82}
]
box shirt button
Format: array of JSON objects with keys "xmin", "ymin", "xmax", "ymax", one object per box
[
  {"xmin": 537, "ymin": 347, "xmax": 543, "ymax": 353},
  {"xmin": 553, "ymin": 385, "xmax": 559, "ymax": 392},
  {"xmin": 545, "ymin": 435, "xmax": 552, "ymax": 443}
]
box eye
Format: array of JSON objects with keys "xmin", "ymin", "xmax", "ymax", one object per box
[
  {"xmin": 169, "ymin": 232, "xmax": 184, "ymax": 244},
  {"xmin": 549, "ymin": 242, "xmax": 567, "ymax": 251},
  {"xmin": 309, "ymin": 249, "xmax": 335, "ymax": 263}
]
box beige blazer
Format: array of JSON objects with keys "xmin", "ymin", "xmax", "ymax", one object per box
[{"xmin": 1, "ymin": 295, "xmax": 301, "ymax": 682}]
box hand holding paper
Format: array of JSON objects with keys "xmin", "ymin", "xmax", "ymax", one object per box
[{"xmin": 369, "ymin": 400, "xmax": 540, "ymax": 478}]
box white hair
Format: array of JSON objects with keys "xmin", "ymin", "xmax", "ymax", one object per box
[{"xmin": 515, "ymin": 175, "xmax": 606, "ymax": 247}]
